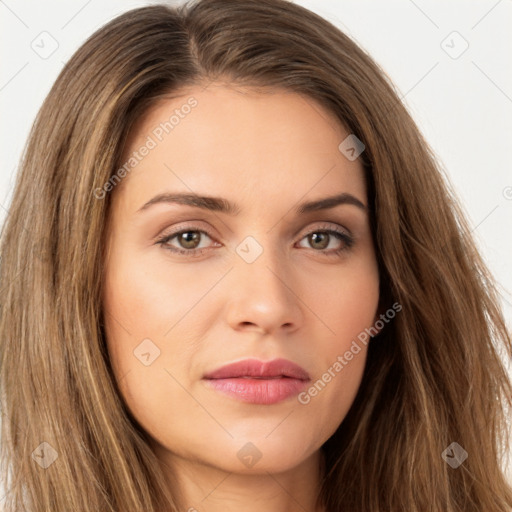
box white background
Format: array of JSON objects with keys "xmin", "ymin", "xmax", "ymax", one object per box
[{"xmin": 1, "ymin": 0, "xmax": 511, "ymax": 498}]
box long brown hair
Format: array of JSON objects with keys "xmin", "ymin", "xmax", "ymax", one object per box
[{"xmin": 1, "ymin": 1, "xmax": 511, "ymax": 510}]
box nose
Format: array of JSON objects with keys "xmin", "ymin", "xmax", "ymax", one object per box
[{"xmin": 225, "ymin": 238, "xmax": 303, "ymax": 335}]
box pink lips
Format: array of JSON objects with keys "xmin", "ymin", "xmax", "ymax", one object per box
[{"xmin": 202, "ymin": 358, "xmax": 310, "ymax": 404}]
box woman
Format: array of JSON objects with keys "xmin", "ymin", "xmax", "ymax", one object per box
[{"xmin": 1, "ymin": 0, "xmax": 511, "ymax": 511}]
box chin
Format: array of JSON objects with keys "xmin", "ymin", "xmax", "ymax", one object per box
[{"xmin": 210, "ymin": 436, "xmax": 318, "ymax": 475}]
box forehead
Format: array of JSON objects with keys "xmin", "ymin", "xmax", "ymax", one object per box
[{"xmin": 114, "ymin": 83, "xmax": 367, "ymax": 213}]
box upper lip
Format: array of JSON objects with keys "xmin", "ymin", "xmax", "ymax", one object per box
[{"xmin": 203, "ymin": 358, "xmax": 310, "ymax": 381}]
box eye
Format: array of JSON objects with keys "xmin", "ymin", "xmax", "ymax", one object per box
[
  {"xmin": 156, "ymin": 227, "xmax": 216, "ymax": 257},
  {"xmin": 296, "ymin": 225, "xmax": 354, "ymax": 256},
  {"xmin": 155, "ymin": 223, "xmax": 354, "ymax": 258}
]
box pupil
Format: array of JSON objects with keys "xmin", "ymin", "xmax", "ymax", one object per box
[
  {"xmin": 311, "ymin": 232, "xmax": 328, "ymax": 249},
  {"xmin": 181, "ymin": 232, "xmax": 199, "ymax": 248}
]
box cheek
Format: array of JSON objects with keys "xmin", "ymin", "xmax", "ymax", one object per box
[
  {"xmin": 102, "ymin": 248, "xmax": 218, "ymax": 346},
  {"xmin": 101, "ymin": 249, "xmax": 170, "ymax": 384},
  {"xmin": 101, "ymin": 246, "xmax": 222, "ymax": 403},
  {"xmin": 297, "ymin": 345, "xmax": 368, "ymax": 444},
  {"xmin": 308, "ymin": 250, "xmax": 379, "ymax": 351},
  {"xmin": 297, "ymin": 253, "xmax": 378, "ymax": 434}
]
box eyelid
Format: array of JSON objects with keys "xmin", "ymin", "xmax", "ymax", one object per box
[
  {"xmin": 301, "ymin": 222, "xmax": 351, "ymax": 237},
  {"xmin": 157, "ymin": 220, "xmax": 351, "ymax": 243},
  {"xmin": 155, "ymin": 221, "xmax": 217, "ymax": 243},
  {"xmin": 155, "ymin": 219, "xmax": 355, "ymax": 261}
]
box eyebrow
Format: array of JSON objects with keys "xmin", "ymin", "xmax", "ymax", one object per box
[{"xmin": 136, "ymin": 191, "xmax": 367, "ymax": 215}]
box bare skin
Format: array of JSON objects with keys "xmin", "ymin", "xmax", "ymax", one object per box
[{"xmin": 102, "ymin": 82, "xmax": 380, "ymax": 512}]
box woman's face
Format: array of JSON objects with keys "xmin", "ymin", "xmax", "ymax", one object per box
[{"xmin": 102, "ymin": 83, "xmax": 379, "ymax": 476}]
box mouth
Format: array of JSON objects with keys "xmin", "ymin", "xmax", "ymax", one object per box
[{"xmin": 202, "ymin": 358, "xmax": 310, "ymax": 404}]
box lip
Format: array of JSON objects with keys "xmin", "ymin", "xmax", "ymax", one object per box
[{"xmin": 202, "ymin": 358, "xmax": 310, "ymax": 405}]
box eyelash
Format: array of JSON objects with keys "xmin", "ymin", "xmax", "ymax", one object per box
[{"xmin": 155, "ymin": 223, "xmax": 354, "ymax": 258}]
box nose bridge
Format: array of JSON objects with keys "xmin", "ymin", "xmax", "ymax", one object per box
[
  {"xmin": 226, "ymin": 231, "xmax": 301, "ymax": 332},
  {"xmin": 235, "ymin": 233, "xmax": 288, "ymax": 291}
]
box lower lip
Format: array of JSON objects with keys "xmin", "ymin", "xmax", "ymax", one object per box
[{"xmin": 203, "ymin": 377, "xmax": 309, "ymax": 404}]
